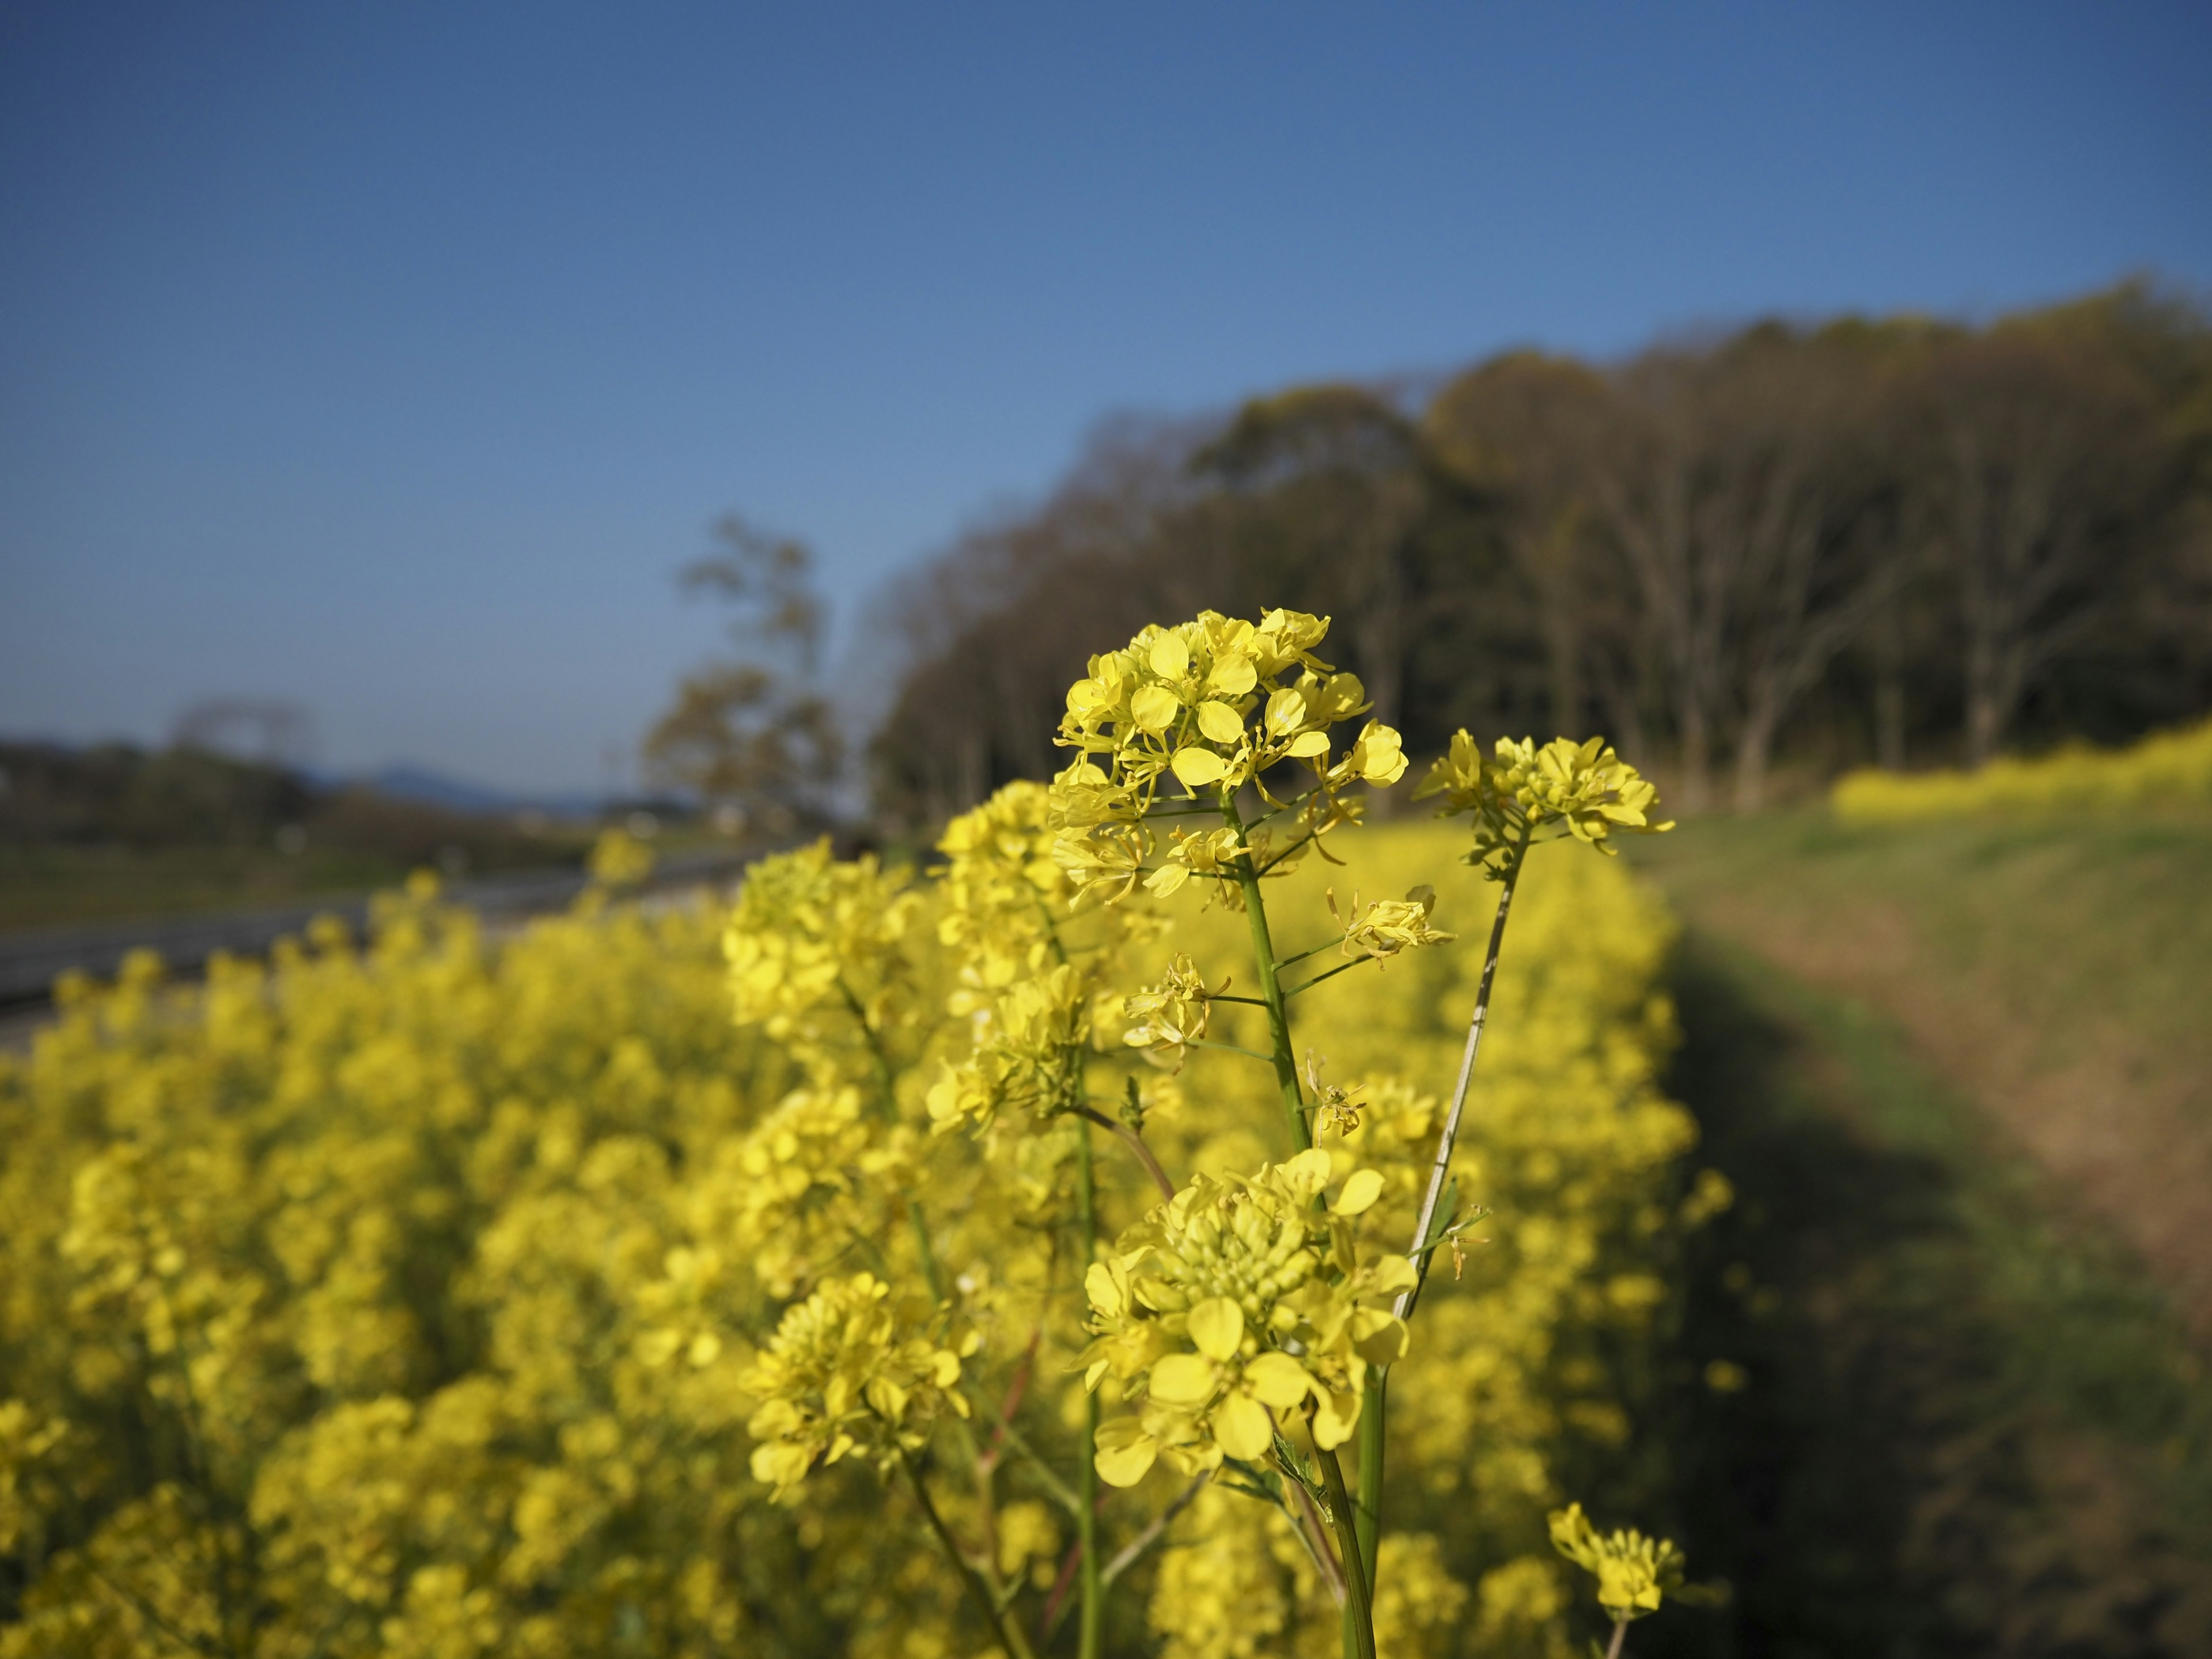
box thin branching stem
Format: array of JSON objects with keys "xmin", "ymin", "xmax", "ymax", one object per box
[
  {"xmin": 1284, "ymin": 1475, "xmax": 1348, "ymax": 1608},
  {"xmin": 1282, "ymin": 957, "xmax": 1368, "ymax": 999},
  {"xmin": 1393, "ymin": 821, "xmax": 1531, "ymax": 1325},
  {"xmin": 1072, "ymin": 1105, "xmax": 1175, "ymax": 1202},
  {"xmin": 991, "ymin": 1414, "xmax": 1085, "ymax": 1518},
  {"xmin": 1101, "ymin": 1472, "xmax": 1210, "ymax": 1586},
  {"xmin": 901, "ymin": 1450, "xmax": 1038, "ymax": 1659},
  {"xmin": 1073, "ymin": 1120, "xmax": 1104, "ymax": 1659},
  {"xmin": 1190, "ymin": 1037, "xmax": 1281, "ymax": 1063},
  {"xmin": 836, "ymin": 977, "xmax": 949, "ymax": 1302}
]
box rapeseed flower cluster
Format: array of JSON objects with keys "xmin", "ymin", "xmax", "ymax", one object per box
[
  {"xmin": 1548, "ymin": 1503, "xmax": 1685, "ymax": 1621},
  {"xmin": 1050, "ymin": 611, "xmax": 1410, "ymax": 911},
  {"xmin": 1415, "ymin": 734, "xmax": 1671, "ymax": 877},
  {"xmin": 743, "ymin": 1273, "xmax": 974, "ymax": 1501},
  {"xmin": 0, "ymin": 607, "xmax": 1707, "ymax": 1659},
  {"xmin": 1083, "ymin": 1150, "xmax": 1412, "ymax": 1482}
]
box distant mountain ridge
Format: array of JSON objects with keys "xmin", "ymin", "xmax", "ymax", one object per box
[
  {"xmin": 346, "ymin": 765, "xmax": 608, "ymax": 821},
  {"xmin": 0, "ymin": 734, "xmax": 611, "ymax": 824}
]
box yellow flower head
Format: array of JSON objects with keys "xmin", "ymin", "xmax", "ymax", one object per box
[
  {"xmin": 1081, "ymin": 1149, "xmax": 1414, "ymax": 1486},
  {"xmin": 1047, "ymin": 612, "xmax": 1410, "ymax": 907},
  {"xmin": 934, "ymin": 782, "xmax": 1065, "ymax": 997},
  {"xmin": 1547, "ymin": 1503, "xmax": 1685, "ymax": 1620},
  {"xmin": 722, "ymin": 840, "xmax": 919, "ymax": 1044},
  {"xmin": 1414, "ymin": 734, "xmax": 1672, "ymax": 877},
  {"xmin": 925, "ymin": 963, "xmax": 1091, "ymax": 1134},
  {"xmin": 587, "ymin": 827, "xmax": 656, "ymax": 889},
  {"xmin": 741, "ymin": 1272, "xmax": 972, "ymax": 1501},
  {"xmin": 1052, "ymin": 615, "xmax": 1397, "ymax": 814}
]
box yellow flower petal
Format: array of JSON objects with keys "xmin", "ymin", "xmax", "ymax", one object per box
[
  {"xmin": 1094, "ymin": 1430, "xmax": 1159, "ymax": 1488},
  {"xmin": 1242, "ymin": 1351, "xmax": 1315, "ymax": 1408},
  {"xmin": 1147, "ymin": 1352, "xmax": 1217, "ymax": 1404},
  {"xmin": 1195, "ymin": 700, "xmax": 1245, "ymax": 744},
  {"xmin": 1286, "ymin": 730, "xmax": 1331, "ymax": 757},
  {"xmin": 1212, "ymin": 1390, "xmax": 1275, "ymax": 1460},
  {"xmin": 1131, "ymin": 684, "xmax": 1180, "ymax": 732},
  {"xmin": 1310, "ymin": 1386, "xmax": 1362, "ymax": 1449},
  {"xmin": 1149, "ymin": 633, "xmax": 1191, "ymax": 679},
  {"xmin": 1264, "ymin": 687, "xmax": 1307, "ymax": 736},
  {"xmin": 1187, "ymin": 1297, "xmax": 1245, "ymax": 1362},
  {"xmin": 1333, "ymin": 1168, "xmax": 1385, "ymax": 1216},
  {"xmin": 1170, "ymin": 747, "xmax": 1228, "ymax": 788},
  {"xmin": 1207, "ymin": 654, "xmax": 1257, "ymax": 695},
  {"xmin": 1279, "ymin": 1148, "xmax": 1333, "ymax": 1197},
  {"xmin": 1350, "ymin": 1309, "xmax": 1408, "ymax": 1366}
]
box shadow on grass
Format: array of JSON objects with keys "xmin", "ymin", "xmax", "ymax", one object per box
[{"xmin": 1637, "ymin": 933, "xmax": 2212, "ymax": 1659}]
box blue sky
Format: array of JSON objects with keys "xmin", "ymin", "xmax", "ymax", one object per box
[{"xmin": 3, "ymin": 2, "xmax": 2208, "ymax": 793}]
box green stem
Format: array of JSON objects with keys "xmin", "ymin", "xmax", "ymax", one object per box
[
  {"xmin": 1282, "ymin": 957, "xmax": 1367, "ymax": 999},
  {"xmin": 1315, "ymin": 1444, "xmax": 1378, "ymax": 1659},
  {"xmin": 1223, "ymin": 791, "xmax": 1309, "ymax": 1150},
  {"xmin": 1072, "ymin": 1105, "xmax": 1175, "ymax": 1202},
  {"xmin": 1605, "ymin": 1613, "xmax": 1630, "ymax": 1659},
  {"xmin": 1354, "ymin": 1372, "xmax": 1383, "ymax": 1588},
  {"xmin": 1191, "ymin": 1037, "xmax": 1282, "ymax": 1063},
  {"xmin": 1393, "ymin": 829, "xmax": 1529, "ymax": 1326},
  {"xmin": 990, "ymin": 1416, "xmax": 1085, "ymax": 1518},
  {"xmin": 901, "ymin": 1450, "xmax": 1037, "ymax": 1659},
  {"xmin": 1074, "ymin": 1118, "xmax": 1104, "ymax": 1659}
]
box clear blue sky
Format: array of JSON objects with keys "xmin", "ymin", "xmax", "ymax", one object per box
[{"xmin": 3, "ymin": 2, "xmax": 2207, "ymax": 793}]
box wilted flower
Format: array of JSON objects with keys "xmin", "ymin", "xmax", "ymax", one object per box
[
  {"xmin": 1331, "ymin": 885, "xmax": 1454, "ymax": 963},
  {"xmin": 1120, "ymin": 953, "xmax": 1221, "ymax": 1071}
]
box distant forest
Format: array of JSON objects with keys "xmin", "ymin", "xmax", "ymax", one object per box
[{"xmin": 865, "ymin": 282, "xmax": 2212, "ymax": 823}]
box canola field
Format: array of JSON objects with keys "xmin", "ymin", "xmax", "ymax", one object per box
[
  {"xmin": 0, "ymin": 808, "xmax": 1703, "ymax": 1659},
  {"xmin": 1832, "ymin": 714, "xmax": 2212, "ymax": 823}
]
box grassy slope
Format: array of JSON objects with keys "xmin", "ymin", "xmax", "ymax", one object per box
[
  {"xmin": 1628, "ymin": 814, "xmax": 2212, "ymax": 1657},
  {"xmin": 1631, "ymin": 812, "xmax": 2212, "ymax": 1333}
]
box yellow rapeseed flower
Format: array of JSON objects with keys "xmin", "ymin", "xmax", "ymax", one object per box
[
  {"xmin": 1547, "ymin": 1502, "xmax": 1685, "ymax": 1620},
  {"xmin": 1081, "ymin": 1149, "xmax": 1412, "ymax": 1484},
  {"xmin": 1415, "ymin": 734, "xmax": 1672, "ymax": 877},
  {"xmin": 742, "ymin": 1273, "xmax": 973, "ymax": 1502}
]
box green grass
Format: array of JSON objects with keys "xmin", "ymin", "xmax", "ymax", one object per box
[
  {"xmin": 0, "ymin": 844, "xmax": 420, "ymax": 931},
  {"xmin": 1649, "ymin": 934, "xmax": 2212, "ymax": 1658},
  {"xmin": 1631, "ymin": 811, "xmax": 2212, "ymax": 1091},
  {"xmin": 1618, "ymin": 810, "xmax": 2212, "ymax": 1657}
]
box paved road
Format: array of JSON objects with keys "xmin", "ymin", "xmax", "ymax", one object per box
[{"xmin": 0, "ymin": 851, "xmax": 749, "ymax": 1007}]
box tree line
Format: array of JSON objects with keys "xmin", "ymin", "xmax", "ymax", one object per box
[{"xmin": 855, "ymin": 282, "xmax": 2211, "ymax": 824}]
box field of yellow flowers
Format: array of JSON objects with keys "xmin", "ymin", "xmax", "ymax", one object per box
[
  {"xmin": 1, "ymin": 614, "xmax": 1710, "ymax": 1659},
  {"xmin": 1832, "ymin": 714, "xmax": 2212, "ymax": 823}
]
